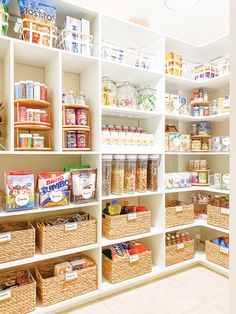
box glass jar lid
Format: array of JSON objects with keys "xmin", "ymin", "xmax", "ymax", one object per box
[
  {"xmin": 138, "ymin": 85, "xmax": 157, "ymax": 93},
  {"xmin": 137, "ymin": 154, "xmax": 148, "ymax": 160},
  {"xmin": 125, "ymin": 154, "xmax": 137, "ymax": 161},
  {"xmin": 113, "ymin": 154, "xmax": 125, "ymax": 160},
  {"xmin": 102, "ymin": 154, "xmax": 113, "ymax": 161},
  {"xmin": 102, "ymin": 76, "xmax": 116, "ymax": 86}
]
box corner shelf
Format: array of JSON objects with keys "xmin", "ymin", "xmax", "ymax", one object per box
[{"xmin": 14, "ymin": 99, "xmax": 51, "ymax": 108}]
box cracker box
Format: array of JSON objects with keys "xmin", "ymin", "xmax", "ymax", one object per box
[
  {"xmin": 180, "ymin": 134, "xmax": 190, "ymax": 152},
  {"xmin": 169, "ymin": 132, "xmax": 180, "ymax": 152}
]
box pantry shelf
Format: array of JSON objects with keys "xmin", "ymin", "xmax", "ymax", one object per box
[
  {"xmin": 102, "ymin": 190, "xmax": 164, "ymax": 201},
  {"xmin": 165, "ymin": 187, "xmax": 230, "ymax": 194},
  {"xmin": 101, "ymin": 227, "xmax": 164, "ymax": 247},
  {"xmin": 165, "ymin": 152, "xmax": 229, "ymax": 155},
  {"xmin": 14, "ymin": 147, "xmax": 52, "ymax": 151},
  {"xmin": 62, "ymin": 103, "xmax": 90, "ymax": 110},
  {"xmin": 14, "ymin": 123, "xmax": 52, "ymax": 131},
  {"xmin": 101, "ymin": 145, "xmax": 163, "ymax": 155},
  {"xmin": 165, "ymin": 113, "xmax": 230, "ymax": 122},
  {"xmin": 14, "ymin": 99, "xmax": 51, "ymax": 108},
  {"xmin": 0, "ymin": 243, "xmax": 99, "ymax": 271},
  {"xmin": 102, "ymin": 106, "xmax": 163, "ymax": 119}
]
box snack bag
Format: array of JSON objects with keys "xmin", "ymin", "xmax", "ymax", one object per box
[
  {"xmin": 38, "ymin": 172, "xmax": 70, "ymax": 207},
  {"xmin": 5, "ymin": 171, "xmax": 34, "ymax": 211},
  {"xmin": 72, "ymin": 168, "xmax": 97, "ymax": 203}
]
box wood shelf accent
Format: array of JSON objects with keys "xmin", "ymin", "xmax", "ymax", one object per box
[
  {"xmin": 190, "ymin": 150, "xmax": 211, "ymax": 152},
  {"xmin": 191, "ymin": 135, "xmax": 211, "ymax": 138},
  {"xmin": 14, "ymin": 123, "xmax": 52, "ymax": 131},
  {"xmin": 14, "ymin": 147, "xmax": 52, "ymax": 151},
  {"xmin": 190, "ymin": 101, "xmax": 210, "ymax": 106},
  {"xmin": 191, "ymin": 183, "xmax": 210, "ymax": 186},
  {"xmin": 62, "ymin": 103, "xmax": 90, "ymax": 110},
  {"xmin": 62, "ymin": 125, "xmax": 90, "ymax": 130},
  {"xmin": 62, "ymin": 148, "xmax": 91, "ymax": 151},
  {"xmin": 189, "ymin": 169, "xmax": 211, "ymax": 172},
  {"xmin": 14, "ymin": 99, "xmax": 51, "ymax": 108}
]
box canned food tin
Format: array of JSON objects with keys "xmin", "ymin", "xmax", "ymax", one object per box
[
  {"xmin": 76, "ymin": 109, "xmax": 87, "ymax": 126},
  {"xmin": 77, "ymin": 131, "xmax": 86, "ymax": 148},
  {"xmin": 67, "ymin": 131, "xmax": 77, "ymax": 148},
  {"xmin": 65, "ymin": 108, "xmax": 76, "ymax": 125}
]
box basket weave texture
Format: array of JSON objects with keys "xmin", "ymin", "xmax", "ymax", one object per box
[
  {"xmin": 102, "ymin": 250, "xmax": 152, "ymax": 284},
  {"xmin": 207, "ymin": 205, "xmax": 229, "ymax": 230},
  {"xmin": 0, "ymin": 222, "xmax": 35, "ymax": 263},
  {"xmin": 165, "ymin": 239, "xmax": 195, "ymax": 266},
  {"xmin": 165, "ymin": 201, "xmax": 194, "ymax": 228},
  {"xmin": 0, "ymin": 269, "xmax": 36, "ymax": 314},
  {"xmin": 102, "ymin": 211, "xmax": 151, "ymax": 240},
  {"xmin": 36, "ymin": 217, "xmax": 97, "ymax": 254},
  {"xmin": 205, "ymin": 240, "xmax": 229, "ymax": 269}
]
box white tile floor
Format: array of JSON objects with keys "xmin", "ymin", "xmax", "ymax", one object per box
[{"xmin": 63, "ymin": 266, "xmax": 229, "ymax": 314}]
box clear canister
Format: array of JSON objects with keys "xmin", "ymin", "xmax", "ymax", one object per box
[
  {"xmin": 111, "ymin": 155, "xmax": 125, "ymax": 195},
  {"xmin": 102, "ymin": 155, "xmax": 113, "ymax": 196},
  {"xmin": 116, "ymin": 81, "xmax": 137, "ymax": 109},
  {"xmin": 136, "ymin": 154, "xmax": 148, "ymax": 192},
  {"xmin": 137, "ymin": 85, "xmax": 157, "ymax": 111},
  {"xmin": 124, "ymin": 155, "xmax": 137, "ymax": 193},
  {"xmin": 147, "ymin": 154, "xmax": 161, "ymax": 191},
  {"xmin": 102, "ymin": 76, "xmax": 117, "ymax": 106}
]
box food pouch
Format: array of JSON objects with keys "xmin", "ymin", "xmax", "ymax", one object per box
[
  {"xmin": 72, "ymin": 168, "xmax": 97, "ymax": 202},
  {"xmin": 38, "ymin": 172, "xmax": 70, "ymax": 207},
  {"xmin": 5, "ymin": 171, "xmax": 35, "ymax": 211}
]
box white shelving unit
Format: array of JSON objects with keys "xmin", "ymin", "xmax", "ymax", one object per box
[{"xmin": 0, "ymin": 1, "xmax": 230, "ymax": 313}]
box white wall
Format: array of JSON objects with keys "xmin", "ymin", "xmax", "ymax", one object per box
[{"xmin": 65, "ymin": 0, "xmax": 229, "ymax": 45}]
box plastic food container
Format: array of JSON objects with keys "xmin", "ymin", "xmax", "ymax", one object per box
[
  {"xmin": 124, "ymin": 155, "xmax": 137, "ymax": 193},
  {"xmin": 137, "ymin": 86, "xmax": 157, "ymax": 111},
  {"xmin": 102, "ymin": 76, "xmax": 117, "ymax": 106},
  {"xmin": 101, "ymin": 41, "xmax": 127, "ymax": 64},
  {"xmin": 136, "ymin": 155, "xmax": 148, "ymax": 192},
  {"xmin": 33, "ymin": 136, "xmax": 44, "ymax": 149},
  {"xmin": 111, "ymin": 155, "xmax": 125, "ymax": 195},
  {"xmin": 102, "ymin": 155, "xmax": 113, "ymax": 196},
  {"xmin": 116, "ymin": 81, "xmax": 137, "ymax": 109},
  {"xmin": 20, "ymin": 134, "xmax": 32, "ymax": 148},
  {"xmin": 147, "ymin": 154, "xmax": 161, "ymax": 191}
]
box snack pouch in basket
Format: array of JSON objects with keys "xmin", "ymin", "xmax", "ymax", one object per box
[{"xmin": 38, "ymin": 172, "xmax": 70, "ymax": 207}]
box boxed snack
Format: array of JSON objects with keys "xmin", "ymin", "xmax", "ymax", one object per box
[
  {"xmin": 222, "ymin": 174, "xmax": 230, "ymax": 190},
  {"xmin": 37, "ymin": 172, "xmax": 70, "ymax": 207},
  {"xmin": 169, "ymin": 132, "xmax": 180, "ymax": 151},
  {"xmin": 180, "ymin": 134, "xmax": 190, "ymax": 151},
  {"xmin": 211, "ymin": 136, "xmax": 222, "ymax": 152},
  {"xmin": 221, "ymin": 136, "xmax": 230, "ymax": 152},
  {"xmin": 170, "ymin": 94, "xmax": 180, "ymax": 114},
  {"xmin": 72, "ymin": 168, "xmax": 97, "ymax": 202},
  {"xmin": 5, "ymin": 171, "xmax": 34, "ymax": 211}
]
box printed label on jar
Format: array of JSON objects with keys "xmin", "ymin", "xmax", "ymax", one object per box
[
  {"xmin": 82, "ymin": 188, "xmax": 93, "ymax": 199},
  {"xmin": 0, "ymin": 233, "xmax": 11, "ymax": 243},
  {"xmin": 177, "ymin": 243, "xmax": 184, "ymax": 250},
  {"xmin": 175, "ymin": 206, "xmax": 183, "ymax": 212},
  {"xmin": 0, "ymin": 290, "xmax": 11, "ymax": 302},
  {"xmin": 220, "ymin": 247, "xmax": 229, "ymax": 255},
  {"xmin": 65, "ymin": 271, "xmax": 78, "ymax": 281},
  {"xmin": 50, "ymin": 191, "xmax": 63, "ymax": 203},
  {"xmin": 65, "ymin": 222, "xmax": 78, "ymax": 232},
  {"xmin": 220, "ymin": 207, "xmax": 230, "ymax": 215},
  {"xmin": 15, "ymin": 193, "xmax": 29, "ymax": 206},
  {"xmin": 128, "ymin": 213, "xmax": 137, "ymax": 220},
  {"xmin": 130, "ymin": 254, "xmax": 139, "ymax": 262}
]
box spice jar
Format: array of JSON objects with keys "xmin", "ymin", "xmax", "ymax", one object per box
[
  {"xmin": 76, "ymin": 109, "xmax": 88, "ymax": 126},
  {"xmin": 65, "ymin": 108, "xmax": 76, "ymax": 125},
  {"xmin": 77, "ymin": 131, "xmax": 86, "ymax": 148},
  {"xmin": 40, "ymin": 110, "xmax": 48, "ymax": 123},
  {"xmin": 19, "ymin": 134, "xmax": 32, "ymax": 148},
  {"xmin": 137, "ymin": 85, "xmax": 157, "ymax": 111},
  {"xmin": 111, "ymin": 155, "xmax": 125, "ymax": 195},
  {"xmin": 102, "ymin": 76, "xmax": 117, "ymax": 106},
  {"xmin": 124, "ymin": 155, "xmax": 137, "ymax": 193},
  {"xmin": 33, "ymin": 109, "xmax": 41, "ymax": 122},
  {"xmin": 33, "ymin": 136, "xmax": 44, "ymax": 149},
  {"xmin": 76, "ymin": 93, "xmax": 86, "ymax": 106},
  {"xmin": 116, "ymin": 81, "xmax": 137, "ymax": 109},
  {"xmin": 147, "ymin": 154, "xmax": 161, "ymax": 191},
  {"xmin": 67, "ymin": 131, "xmax": 77, "ymax": 148},
  {"xmin": 19, "ymin": 106, "xmax": 27, "ymax": 122},
  {"xmin": 102, "ymin": 155, "xmax": 113, "ymax": 196},
  {"xmin": 136, "ymin": 154, "xmax": 148, "ymax": 192}
]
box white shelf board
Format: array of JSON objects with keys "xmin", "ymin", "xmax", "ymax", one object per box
[
  {"xmin": 102, "ymin": 60, "xmax": 162, "ymax": 84},
  {"xmin": 165, "ymin": 186, "xmax": 229, "ymax": 194},
  {"xmin": 165, "ymin": 151, "xmax": 229, "ymax": 156},
  {"xmin": 165, "ymin": 74, "xmax": 229, "ymax": 92},
  {"xmin": 61, "ymin": 50, "xmax": 99, "ymax": 73},
  {"xmin": 102, "ymin": 227, "xmax": 164, "ymax": 247},
  {"xmin": 165, "ymin": 113, "xmax": 229, "ymax": 122},
  {"xmin": 102, "ymin": 106, "xmax": 163, "ymax": 119},
  {"xmin": 0, "ymin": 36, "xmax": 9, "ymax": 58},
  {"xmin": 102, "ymin": 190, "xmax": 164, "ymax": 201},
  {"xmin": 0, "ymin": 201, "xmax": 99, "ymax": 218},
  {"xmin": 0, "ymin": 151, "xmax": 99, "ymax": 155},
  {"xmin": 0, "ymin": 243, "xmax": 99, "ymax": 270},
  {"xmin": 166, "ymin": 218, "xmax": 229, "ymax": 234},
  {"xmin": 102, "ymin": 145, "xmax": 163, "ymax": 155}
]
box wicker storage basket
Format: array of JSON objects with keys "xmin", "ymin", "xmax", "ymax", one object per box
[
  {"xmin": 35, "ymin": 256, "xmax": 97, "ymax": 306},
  {"xmin": 0, "ymin": 222, "xmax": 35, "ymax": 263},
  {"xmin": 165, "ymin": 239, "xmax": 195, "ymax": 266},
  {"xmin": 36, "ymin": 216, "xmax": 97, "ymax": 254},
  {"xmin": 205, "ymin": 240, "xmax": 229, "ymax": 269},
  {"xmin": 0, "ymin": 269, "xmax": 36, "ymax": 314},
  {"xmin": 102, "ymin": 211, "xmax": 151, "ymax": 240},
  {"xmin": 165, "ymin": 201, "xmax": 194, "ymax": 228},
  {"xmin": 102, "ymin": 250, "xmax": 152, "ymax": 284},
  {"xmin": 207, "ymin": 205, "xmax": 229, "ymax": 230}
]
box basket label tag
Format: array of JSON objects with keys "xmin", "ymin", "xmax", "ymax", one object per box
[
  {"xmin": 128, "ymin": 213, "xmax": 137, "ymax": 220},
  {"xmin": 175, "ymin": 206, "xmax": 183, "ymax": 212},
  {"xmin": 220, "ymin": 207, "xmax": 229, "ymax": 215},
  {"xmin": 130, "ymin": 254, "xmax": 139, "ymax": 262},
  {"xmin": 220, "ymin": 247, "xmax": 229, "ymax": 254},
  {"xmin": 65, "ymin": 223, "xmax": 77, "ymax": 231},
  {"xmin": 0, "ymin": 233, "xmax": 11, "ymax": 243},
  {"xmin": 65, "ymin": 271, "xmax": 78, "ymax": 281},
  {"xmin": 177, "ymin": 243, "xmax": 184, "ymax": 249},
  {"xmin": 0, "ymin": 290, "xmax": 11, "ymax": 302}
]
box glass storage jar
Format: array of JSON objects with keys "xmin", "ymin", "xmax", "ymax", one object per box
[
  {"xmin": 111, "ymin": 155, "xmax": 125, "ymax": 195},
  {"xmin": 102, "ymin": 155, "xmax": 113, "ymax": 196},
  {"xmin": 137, "ymin": 85, "xmax": 157, "ymax": 111},
  {"xmin": 124, "ymin": 155, "xmax": 137, "ymax": 193},
  {"xmin": 147, "ymin": 154, "xmax": 161, "ymax": 191},
  {"xmin": 116, "ymin": 81, "xmax": 137, "ymax": 109},
  {"xmin": 136, "ymin": 154, "xmax": 148, "ymax": 192},
  {"xmin": 102, "ymin": 76, "xmax": 117, "ymax": 106}
]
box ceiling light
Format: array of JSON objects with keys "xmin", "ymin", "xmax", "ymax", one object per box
[{"xmin": 165, "ymin": 0, "xmax": 200, "ymax": 11}]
